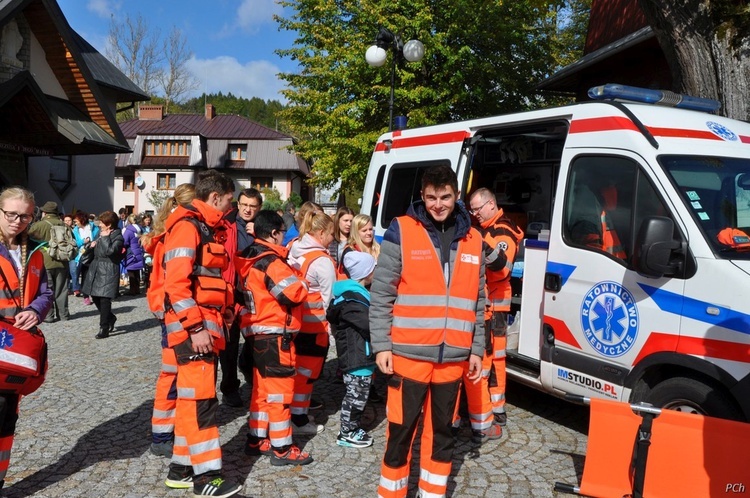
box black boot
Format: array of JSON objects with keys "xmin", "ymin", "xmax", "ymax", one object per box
[
  {"xmin": 108, "ymin": 315, "xmax": 117, "ymax": 333},
  {"xmin": 96, "ymin": 327, "xmax": 109, "ymax": 339}
]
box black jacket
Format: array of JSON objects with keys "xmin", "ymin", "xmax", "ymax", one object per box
[
  {"xmin": 327, "ymin": 280, "xmax": 375, "ymax": 372},
  {"xmin": 82, "ymin": 229, "xmax": 124, "ymax": 299}
]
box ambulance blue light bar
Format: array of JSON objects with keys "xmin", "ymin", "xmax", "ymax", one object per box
[{"xmin": 588, "ymin": 84, "xmax": 721, "ymax": 113}]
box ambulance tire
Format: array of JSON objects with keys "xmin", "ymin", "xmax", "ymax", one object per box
[{"xmin": 645, "ymin": 376, "xmax": 743, "ymax": 421}]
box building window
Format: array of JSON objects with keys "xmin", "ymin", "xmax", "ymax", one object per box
[
  {"xmin": 253, "ymin": 176, "xmax": 273, "ymax": 190},
  {"xmin": 229, "ymin": 144, "xmax": 247, "ymax": 161},
  {"xmin": 145, "ymin": 140, "xmax": 190, "ymax": 157},
  {"xmin": 122, "ymin": 175, "xmax": 135, "ymax": 191},
  {"xmin": 157, "ymin": 173, "xmax": 177, "ymax": 190}
]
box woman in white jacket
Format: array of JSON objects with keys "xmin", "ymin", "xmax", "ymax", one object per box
[{"xmin": 287, "ymin": 211, "xmax": 336, "ymax": 435}]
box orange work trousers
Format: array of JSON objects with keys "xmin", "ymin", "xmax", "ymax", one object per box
[
  {"xmin": 248, "ymin": 334, "xmax": 296, "ymax": 449},
  {"xmin": 152, "ymin": 321, "xmax": 177, "ymax": 443},
  {"xmin": 457, "ymin": 350, "xmax": 493, "ymax": 431},
  {"xmin": 379, "ymin": 355, "xmax": 463, "ymax": 498},
  {"xmin": 291, "ymin": 332, "xmax": 329, "ymax": 416},
  {"xmin": 487, "ymin": 312, "xmax": 507, "ymax": 417},
  {"xmin": 171, "ymin": 345, "xmax": 222, "ymax": 477}
]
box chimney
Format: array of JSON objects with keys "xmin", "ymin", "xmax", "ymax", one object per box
[
  {"xmin": 138, "ymin": 104, "xmax": 164, "ymax": 120},
  {"xmin": 205, "ymin": 104, "xmax": 215, "ymax": 120}
]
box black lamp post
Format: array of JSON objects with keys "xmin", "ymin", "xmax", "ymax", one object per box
[{"xmin": 365, "ymin": 28, "xmax": 424, "ymax": 131}]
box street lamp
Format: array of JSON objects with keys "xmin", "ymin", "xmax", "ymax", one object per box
[{"xmin": 365, "ymin": 28, "xmax": 425, "ymax": 131}]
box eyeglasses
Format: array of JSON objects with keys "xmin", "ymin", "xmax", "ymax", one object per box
[
  {"xmin": 0, "ymin": 208, "xmax": 33, "ymax": 224},
  {"xmin": 238, "ymin": 202, "xmax": 261, "ymax": 210},
  {"xmin": 469, "ymin": 200, "xmax": 490, "ymax": 215}
]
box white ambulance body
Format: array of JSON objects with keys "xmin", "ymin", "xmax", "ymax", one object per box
[{"xmin": 361, "ymin": 85, "xmax": 750, "ymax": 420}]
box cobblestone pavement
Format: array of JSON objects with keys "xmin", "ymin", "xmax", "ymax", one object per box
[{"xmin": 5, "ymin": 292, "xmax": 589, "ymax": 497}]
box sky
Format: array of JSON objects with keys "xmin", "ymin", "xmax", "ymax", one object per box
[{"xmin": 57, "ymin": 0, "xmax": 299, "ymax": 103}]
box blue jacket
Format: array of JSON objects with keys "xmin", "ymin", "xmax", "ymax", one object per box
[
  {"xmin": 73, "ymin": 222, "xmax": 100, "ymax": 263},
  {"xmin": 327, "ymin": 279, "xmax": 375, "ymax": 374},
  {"xmin": 122, "ymin": 223, "xmax": 144, "ymax": 271}
]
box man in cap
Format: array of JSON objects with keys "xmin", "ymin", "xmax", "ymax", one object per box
[{"xmin": 29, "ymin": 201, "xmax": 70, "ymax": 322}]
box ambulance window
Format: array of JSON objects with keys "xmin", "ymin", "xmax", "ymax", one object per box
[
  {"xmin": 564, "ymin": 156, "xmax": 638, "ymax": 264},
  {"xmin": 382, "ymin": 161, "xmax": 449, "ymax": 226}
]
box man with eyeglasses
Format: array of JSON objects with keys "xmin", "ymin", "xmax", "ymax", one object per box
[
  {"xmin": 220, "ymin": 188, "xmax": 263, "ymax": 407},
  {"xmin": 467, "ymin": 188, "xmax": 524, "ymax": 436},
  {"xmin": 29, "ymin": 201, "xmax": 71, "ymax": 323}
]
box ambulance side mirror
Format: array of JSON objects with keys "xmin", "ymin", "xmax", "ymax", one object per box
[{"xmin": 634, "ymin": 216, "xmax": 681, "ymax": 278}]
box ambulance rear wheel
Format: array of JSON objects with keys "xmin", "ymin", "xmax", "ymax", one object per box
[{"xmin": 645, "ymin": 377, "xmax": 743, "ymax": 421}]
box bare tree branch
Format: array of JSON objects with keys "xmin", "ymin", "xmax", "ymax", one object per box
[{"xmin": 159, "ymin": 27, "xmax": 199, "ymax": 113}]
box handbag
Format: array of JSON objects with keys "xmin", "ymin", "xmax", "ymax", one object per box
[
  {"xmin": 79, "ymin": 242, "xmax": 95, "ymax": 266},
  {"xmin": 0, "ymin": 263, "xmax": 48, "ymax": 396}
]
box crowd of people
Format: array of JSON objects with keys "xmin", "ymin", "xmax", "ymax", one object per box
[{"xmin": 0, "ymin": 162, "xmax": 522, "ymax": 498}]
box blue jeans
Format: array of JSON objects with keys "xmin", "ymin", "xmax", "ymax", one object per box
[{"xmin": 69, "ymin": 260, "xmax": 80, "ymax": 293}]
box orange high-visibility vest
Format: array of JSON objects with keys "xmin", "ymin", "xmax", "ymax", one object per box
[
  {"xmin": 391, "ymin": 216, "xmax": 482, "ymax": 352},
  {"xmin": 0, "ymin": 249, "xmax": 44, "ymax": 318},
  {"xmin": 298, "ymin": 250, "xmax": 333, "ymax": 334}
]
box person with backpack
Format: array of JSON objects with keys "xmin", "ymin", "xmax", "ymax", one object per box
[
  {"xmin": 327, "ymin": 251, "xmax": 377, "ymax": 448},
  {"xmin": 29, "ymin": 201, "xmax": 75, "ymax": 323}
]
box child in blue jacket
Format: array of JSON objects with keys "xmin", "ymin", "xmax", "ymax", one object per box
[{"xmin": 326, "ymin": 251, "xmax": 377, "ymax": 448}]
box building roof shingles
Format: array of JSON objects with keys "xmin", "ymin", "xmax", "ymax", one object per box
[{"xmin": 119, "ymin": 114, "xmax": 289, "ymax": 140}]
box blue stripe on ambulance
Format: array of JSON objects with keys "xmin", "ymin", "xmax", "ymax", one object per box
[
  {"xmin": 639, "ymin": 283, "xmax": 750, "ymax": 335},
  {"xmin": 546, "ymin": 261, "xmax": 576, "ymax": 287}
]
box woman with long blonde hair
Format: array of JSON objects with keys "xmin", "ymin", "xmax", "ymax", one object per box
[
  {"xmin": 0, "ymin": 186, "xmax": 53, "ymax": 493},
  {"xmin": 287, "ymin": 210, "xmax": 336, "ymax": 435},
  {"xmin": 347, "ymin": 214, "xmax": 380, "ymax": 260}
]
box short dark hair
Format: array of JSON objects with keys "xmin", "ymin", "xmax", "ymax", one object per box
[
  {"xmin": 421, "ymin": 164, "xmax": 458, "ymax": 194},
  {"xmin": 195, "ymin": 170, "xmax": 235, "ymax": 201},
  {"xmin": 118, "ymin": 207, "xmax": 127, "ymax": 215},
  {"xmin": 238, "ymin": 188, "xmax": 263, "ymax": 205},
  {"xmin": 253, "ymin": 210, "xmax": 285, "ymax": 239},
  {"xmin": 99, "ymin": 210, "xmax": 118, "ymax": 228}
]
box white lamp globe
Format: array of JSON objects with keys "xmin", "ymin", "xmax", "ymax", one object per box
[
  {"xmin": 403, "ymin": 39, "xmax": 425, "ymax": 62},
  {"xmin": 366, "ymin": 45, "xmax": 388, "ymax": 67}
]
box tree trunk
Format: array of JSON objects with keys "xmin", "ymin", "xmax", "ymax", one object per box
[{"xmin": 638, "ymin": 0, "xmax": 750, "ymax": 120}]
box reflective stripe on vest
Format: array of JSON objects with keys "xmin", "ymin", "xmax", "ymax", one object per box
[{"xmin": 391, "ymin": 216, "xmax": 482, "ymax": 351}]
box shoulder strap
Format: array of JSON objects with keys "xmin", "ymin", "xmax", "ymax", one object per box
[{"xmin": 299, "ymin": 249, "xmax": 331, "ymax": 277}]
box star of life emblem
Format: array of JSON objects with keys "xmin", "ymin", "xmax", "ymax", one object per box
[
  {"xmin": 580, "ymin": 281, "xmax": 638, "ymax": 358},
  {"xmin": 706, "ymin": 121, "xmax": 738, "ymax": 142}
]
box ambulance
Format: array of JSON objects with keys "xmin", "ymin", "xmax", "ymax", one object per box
[{"xmin": 361, "ymin": 84, "xmax": 750, "ymax": 421}]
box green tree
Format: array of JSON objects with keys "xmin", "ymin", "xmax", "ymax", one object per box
[
  {"xmin": 275, "ymin": 0, "xmax": 588, "ymax": 191},
  {"xmin": 261, "ymin": 187, "xmax": 284, "ymax": 211}
]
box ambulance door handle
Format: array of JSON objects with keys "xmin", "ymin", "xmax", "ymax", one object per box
[{"xmin": 544, "ymin": 272, "xmax": 562, "ymax": 293}]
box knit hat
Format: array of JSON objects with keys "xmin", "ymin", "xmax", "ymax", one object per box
[
  {"xmin": 40, "ymin": 201, "xmax": 58, "ymax": 213},
  {"xmin": 343, "ymin": 251, "xmax": 376, "ymax": 281}
]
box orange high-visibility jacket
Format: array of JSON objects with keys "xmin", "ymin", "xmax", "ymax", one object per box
[
  {"xmin": 235, "ymin": 239, "xmax": 308, "ymax": 336},
  {"xmin": 480, "ymin": 208, "xmax": 524, "ymax": 313},
  {"xmin": 163, "ymin": 200, "xmax": 232, "ymax": 348},
  {"xmin": 391, "ymin": 215, "xmax": 483, "ymax": 355},
  {"xmin": 143, "ymin": 232, "xmax": 166, "ymax": 319},
  {"xmin": 0, "ymin": 247, "xmax": 46, "ymax": 319},
  {"xmin": 297, "ymin": 250, "xmax": 333, "ymax": 334}
]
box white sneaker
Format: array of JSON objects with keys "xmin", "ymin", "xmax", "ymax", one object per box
[{"xmin": 292, "ymin": 420, "xmax": 325, "ymax": 435}]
